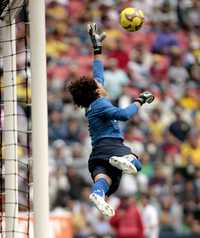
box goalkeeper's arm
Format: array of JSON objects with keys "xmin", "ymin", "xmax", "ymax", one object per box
[
  {"xmin": 87, "ymin": 23, "xmax": 155, "ymax": 106},
  {"xmin": 93, "ymin": 56, "xmax": 105, "ymax": 85},
  {"xmin": 100, "ymin": 92, "xmax": 155, "ymax": 121},
  {"xmin": 87, "ymin": 22, "xmax": 106, "ymax": 85}
]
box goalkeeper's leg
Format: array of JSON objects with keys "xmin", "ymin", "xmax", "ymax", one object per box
[
  {"xmin": 109, "ymin": 154, "xmax": 142, "ymax": 175},
  {"xmin": 89, "ymin": 174, "xmax": 115, "ymax": 217}
]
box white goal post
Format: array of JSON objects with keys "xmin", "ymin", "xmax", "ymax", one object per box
[{"xmin": 29, "ymin": 0, "xmax": 50, "ymax": 237}]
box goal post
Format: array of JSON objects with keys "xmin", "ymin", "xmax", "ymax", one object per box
[{"xmin": 29, "ymin": 0, "xmax": 50, "ymax": 237}]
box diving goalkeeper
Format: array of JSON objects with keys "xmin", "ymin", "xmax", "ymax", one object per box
[{"xmin": 68, "ymin": 23, "xmax": 154, "ymax": 217}]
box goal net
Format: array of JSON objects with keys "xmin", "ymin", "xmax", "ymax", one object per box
[{"xmin": 0, "ymin": 0, "xmax": 31, "ymax": 237}]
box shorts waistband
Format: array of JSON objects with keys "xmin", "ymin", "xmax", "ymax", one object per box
[{"xmin": 94, "ymin": 138, "xmax": 124, "ymax": 146}]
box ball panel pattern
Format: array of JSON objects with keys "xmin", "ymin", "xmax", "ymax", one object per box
[{"xmin": 119, "ymin": 7, "xmax": 144, "ymax": 32}]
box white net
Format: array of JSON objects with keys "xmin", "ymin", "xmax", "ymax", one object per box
[{"xmin": 0, "ymin": 0, "xmax": 31, "ymax": 237}]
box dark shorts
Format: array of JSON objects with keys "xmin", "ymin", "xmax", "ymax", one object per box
[{"xmin": 88, "ymin": 138, "xmax": 136, "ymax": 197}]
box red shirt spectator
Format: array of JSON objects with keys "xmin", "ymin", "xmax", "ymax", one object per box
[
  {"xmin": 110, "ymin": 196, "xmax": 144, "ymax": 238},
  {"xmin": 108, "ymin": 39, "xmax": 130, "ymax": 70}
]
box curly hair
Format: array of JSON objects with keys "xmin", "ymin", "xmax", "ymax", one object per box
[{"xmin": 68, "ymin": 76, "xmax": 99, "ymax": 108}]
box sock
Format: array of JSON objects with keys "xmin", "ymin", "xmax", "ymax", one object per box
[
  {"xmin": 91, "ymin": 178, "xmax": 109, "ymax": 197},
  {"xmin": 131, "ymin": 158, "xmax": 142, "ymax": 171}
]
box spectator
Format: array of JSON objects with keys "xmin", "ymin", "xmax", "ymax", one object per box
[
  {"xmin": 149, "ymin": 164, "xmax": 167, "ymax": 196},
  {"xmin": 140, "ymin": 192, "xmax": 159, "ymax": 238},
  {"xmin": 152, "ymin": 20, "xmax": 178, "ymax": 54},
  {"xmin": 148, "ymin": 108, "xmax": 165, "ymax": 143},
  {"xmin": 168, "ymin": 47, "xmax": 189, "ymax": 89},
  {"xmin": 110, "ymin": 194, "xmax": 144, "ymax": 238},
  {"xmin": 104, "ymin": 58, "xmax": 129, "ymax": 102},
  {"xmin": 172, "ymin": 169, "xmax": 185, "ymax": 202},
  {"xmin": 66, "ymin": 117, "xmax": 82, "ymax": 144},
  {"xmin": 108, "ymin": 38, "xmax": 130, "ymax": 70},
  {"xmin": 181, "ymin": 132, "xmax": 200, "ymax": 167},
  {"xmin": 128, "ymin": 42, "xmax": 152, "ymax": 89},
  {"xmin": 168, "ymin": 110, "xmax": 191, "ymax": 142},
  {"xmin": 67, "ymin": 166, "xmax": 88, "ymax": 200},
  {"xmin": 48, "ymin": 106, "xmax": 68, "ymax": 143},
  {"xmin": 140, "ymin": 153, "xmax": 154, "ymax": 179},
  {"xmin": 159, "ymin": 195, "xmax": 183, "ymax": 234},
  {"xmin": 49, "ymin": 139, "xmax": 72, "ymax": 170}
]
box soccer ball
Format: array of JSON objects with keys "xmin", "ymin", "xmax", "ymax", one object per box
[{"xmin": 119, "ymin": 7, "xmax": 144, "ymax": 32}]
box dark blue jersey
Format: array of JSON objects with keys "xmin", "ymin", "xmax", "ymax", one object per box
[{"xmin": 86, "ymin": 59, "xmax": 138, "ymax": 146}]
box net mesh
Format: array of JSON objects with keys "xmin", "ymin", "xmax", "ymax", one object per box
[
  {"xmin": 0, "ymin": 0, "xmax": 31, "ymax": 237},
  {"xmin": 0, "ymin": 1, "xmax": 10, "ymax": 18}
]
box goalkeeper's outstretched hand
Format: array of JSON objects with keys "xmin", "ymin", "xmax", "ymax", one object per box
[
  {"xmin": 135, "ymin": 91, "xmax": 155, "ymax": 105},
  {"xmin": 87, "ymin": 22, "xmax": 106, "ymax": 55}
]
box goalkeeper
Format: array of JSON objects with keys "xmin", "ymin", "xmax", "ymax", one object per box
[{"xmin": 68, "ymin": 23, "xmax": 154, "ymax": 217}]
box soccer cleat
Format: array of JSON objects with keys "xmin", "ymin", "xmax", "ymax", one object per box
[
  {"xmin": 89, "ymin": 192, "xmax": 115, "ymax": 217},
  {"xmin": 109, "ymin": 154, "xmax": 141, "ymax": 175}
]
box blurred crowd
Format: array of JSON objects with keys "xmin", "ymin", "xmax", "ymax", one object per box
[{"xmin": 9, "ymin": 0, "xmax": 200, "ymax": 237}]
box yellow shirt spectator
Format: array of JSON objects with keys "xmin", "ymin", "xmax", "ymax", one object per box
[
  {"xmin": 179, "ymin": 94, "xmax": 199, "ymax": 110},
  {"xmin": 181, "ymin": 142, "xmax": 200, "ymax": 167},
  {"xmin": 149, "ymin": 121, "xmax": 165, "ymax": 142}
]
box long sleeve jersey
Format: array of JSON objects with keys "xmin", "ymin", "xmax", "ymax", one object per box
[{"xmin": 86, "ymin": 59, "xmax": 139, "ymax": 146}]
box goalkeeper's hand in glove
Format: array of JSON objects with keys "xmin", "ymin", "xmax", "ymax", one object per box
[
  {"xmin": 87, "ymin": 22, "xmax": 106, "ymax": 55},
  {"xmin": 135, "ymin": 91, "xmax": 155, "ymax": 105}
]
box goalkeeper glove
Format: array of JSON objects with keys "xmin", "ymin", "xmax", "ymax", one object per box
[
  {"xmin": 87, "ymin": 22, "xmax": 106, "ymax": 55},
  {"xmin": 135, "ymin": 91, "xmax": 155, "ymax": 105}
]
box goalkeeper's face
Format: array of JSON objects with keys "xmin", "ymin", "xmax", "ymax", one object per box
[{"xmin": 96, "ymin": 81, "xmax": 107, "ymax": 97}]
